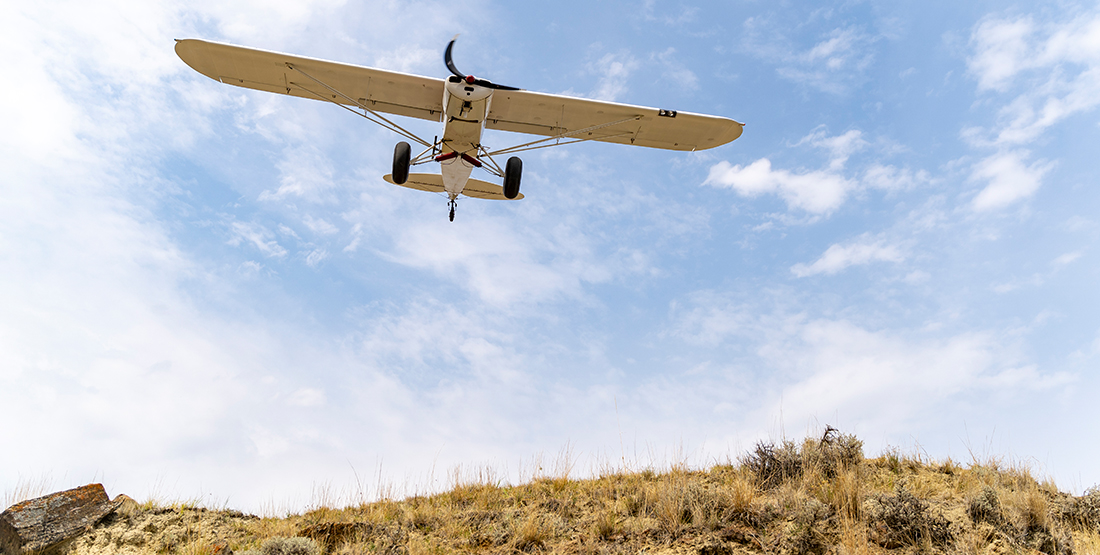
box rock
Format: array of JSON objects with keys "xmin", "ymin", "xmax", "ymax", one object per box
[
  {"xmin": 110, "ymin": 495, "xmax": 139, "ymax": 518},
  {"xmin": 0, "ymin": 484, "xmax": 120, "ymax": 555}
]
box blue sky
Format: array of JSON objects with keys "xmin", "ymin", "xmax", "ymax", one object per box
[{"xmin": 3, "ymin": 0, "xmax": 1099, "ymax": 512}]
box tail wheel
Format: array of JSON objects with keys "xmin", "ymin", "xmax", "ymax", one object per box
[
  {"xmin": 392, "ymin": 141, "xmax": 411, "ymax": 184},
  {"xmin": 503, "ymin": 156, "xmax": 522, "ymax": 199}
]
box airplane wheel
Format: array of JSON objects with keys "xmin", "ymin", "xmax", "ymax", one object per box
[
  {"xmin": 503, "ymin": 156, "xmax": 522, "ymax": 199},
  {"xmin": 393, "ymin": 141, "xmax": 411, "ymax": 184}
]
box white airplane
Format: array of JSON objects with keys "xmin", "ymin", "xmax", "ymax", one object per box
[{"xmin": 175, "ymin": 38, "xmax": 743, "ymax": 221}]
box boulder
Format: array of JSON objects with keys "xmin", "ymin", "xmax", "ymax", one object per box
[{"xmin": 0, "ymin": 484, "xmax": 120, "ymax": 555}]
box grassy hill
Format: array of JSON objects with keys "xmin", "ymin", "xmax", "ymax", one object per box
[{"xmin": 65, "ymin": 430, "xmax": 1100, "ymax": 554}]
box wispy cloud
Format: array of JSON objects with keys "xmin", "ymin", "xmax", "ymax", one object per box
[
  {"xmin": 228, "ymin": 221, "xmax": 289, "ymax": 258},
  {"xmin": 969, "ymin": 150, "xmax": 1054, "ymax": 211},
  {"xmin": 862, "ymin": 164, "xmax": 928, "ymax": 191},
  {"xmin": 965, "ymin": 12, "xmax": 1100, "ymax": 147},
  {"xmin": 791, "ymin": 236, "xmax": 904, "ymax": 277},
  {"xmin": 587, "ymin": 51, "xmax": 639, "ymax": 101},
  {"xmin": 743, "ymin": 19, "xmax": 878, "ymax": 94},
  {"xmin": 669, "ymin": 297, "xmax": 1075, "ymax": 437},
  {"xmin": 260, "ymin": 146, "xmax": 338, "ymax": 203},
  {"xmin": 652, "ymin": 48, "xmax": 699, "ymax": 91}
]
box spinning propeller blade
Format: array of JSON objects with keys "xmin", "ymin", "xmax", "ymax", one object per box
[{"xmin": 444, "ymin": 37, "xmax": 521, "ymax": 91}]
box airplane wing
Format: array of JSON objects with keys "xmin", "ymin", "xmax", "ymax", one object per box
[
  {"xmin": 174, "ymin": 39, "xmax": 445, "ymax": 122},
  {"xmin": 485, "ymin": 90, "xmax": 742, "ymax": 151}
]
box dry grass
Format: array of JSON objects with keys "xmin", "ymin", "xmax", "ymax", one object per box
[
  {"xmin": 54, "ymin": 430, "xmax": 1100, "ymax": 555},
  {"xmin": 2, "ymin": 475, "xmax": 55, "ymax": 508}
]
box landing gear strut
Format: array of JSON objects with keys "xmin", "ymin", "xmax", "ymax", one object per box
[{"xmin": 448, "ymin": 198, "xmax": 456, "ymax": 222}]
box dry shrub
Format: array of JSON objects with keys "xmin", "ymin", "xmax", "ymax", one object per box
[
  {"xmin": 865, "ymin": 487, "xmax": 951, "ymax": 550},
  {"xmin": 1001, "ymin": 482, "xmax": 1076, "ymax": 555},
  {"xmin": 742, "ymin": 440, "xmax": 802, "ymax": 489},
  {"xmin": 803, "ymin": 427, "xmax": 863, "ymax": 480},
  {"xmin": 241, "ymin": 536, "xmax": 322, "ymax": 555},
  {"xmin": 299, "ymin": 522, "xmax": 370, "ymax": 553},
  {"xmin": 743, "ymin": 428, "xmax": 863, "ymax": 490},
  {"xmin": 1063, "ymin": 486, "xmax": 1100, "ymax": 531},
  {"xmin": 968, "ymin": 487, "xmax": 1004, "ymax": 526},
  {"xmin": 774, "ymin": 492, "xmax": 831, "ymax": 555}
]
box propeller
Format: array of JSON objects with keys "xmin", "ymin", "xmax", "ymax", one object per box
[{"xmin": 444, "ymin": 36, "xmax": 521, "ymax": 91}]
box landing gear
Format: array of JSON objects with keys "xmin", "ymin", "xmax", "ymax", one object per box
[
  {"xmin": 448, "ymin": 198, "xmax": 456, "ymax": 222},
  {"xmin": 392, "ymin": 141, "xmax": 411, "ymax": 184},
  {"xmin": 503, "ymin": 156, "xmax": 522, "ymax": 199}
]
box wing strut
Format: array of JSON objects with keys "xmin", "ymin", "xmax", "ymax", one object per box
[
  {"xmin": 481, "ymin": 115, "xmax": 642, "ymax": 158},
  {"xmin": 284, "ymin": 63, "xmax": 434, "ymax": 148}
]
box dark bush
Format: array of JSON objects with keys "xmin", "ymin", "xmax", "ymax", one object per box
[
  {"xmin": 804, "ymin": 427, "xmax": 863, "ymax": 480},
  {"xmin": 867, "ymin": 488, "xmax": 952, "ymax": 549},
  {"xmin": 742, "ymin": 427, "xmax": 863, "ymax": 489},
  {"xmin": 1062, "ymin": 486, "xmax": 1100, "ymax": 531},
  {"xmin": 742, "ymin": 440, "xmax": 802, "ymax": 489}
]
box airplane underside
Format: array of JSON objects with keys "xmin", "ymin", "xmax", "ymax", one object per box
[{"xmin": 174, "ymin": 35, "xmax": 743, "ymax": 222}]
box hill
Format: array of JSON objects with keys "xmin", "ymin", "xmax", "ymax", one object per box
[{"xmin": 58, "ymin": 430, "xmax": 1100, "ymax": 554}]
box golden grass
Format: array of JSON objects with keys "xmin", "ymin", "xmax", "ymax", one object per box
[
  {"xmin": 2, "ymin": 475, "xmax": 55, "ymax": 508},
  {"xmin": 55, "ymin": 431, "xmax": 1100, "ymax": 555}
]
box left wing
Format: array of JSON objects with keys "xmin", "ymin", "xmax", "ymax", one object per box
[
  {"xmin": 175, "ymin": 39, "xmax": 446, "ymax": 122},
  {"xmin": 486, "ymin": 90, "xmax": 743, "ymax": 151}
]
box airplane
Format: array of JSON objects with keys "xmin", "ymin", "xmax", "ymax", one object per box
[{"xmin": 175, "ymin": 37, "xmax": 743, "ymax": 221}]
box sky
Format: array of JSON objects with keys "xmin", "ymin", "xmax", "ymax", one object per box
[{"xmin": 2, "ymin": 0, "xmax": 1099, "ymax": 513}]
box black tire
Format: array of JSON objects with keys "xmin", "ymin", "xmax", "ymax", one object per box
[
  {"xmin": 503, "ymin": 156, "xmax": 522, "ymax": 199},
  {"xmin": 392, "ymin": 141, "xmax": 411, "ymax": 184}
]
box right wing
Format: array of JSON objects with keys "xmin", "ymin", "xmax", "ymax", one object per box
[
  {"xmin": 174, "ymin": 39, "xmax": 446, "ymax": 122},
  {"xmin": 486, "ymin": 90, "xmax": 743, "ymax": 151}
]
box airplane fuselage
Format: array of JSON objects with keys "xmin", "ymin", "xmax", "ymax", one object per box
[{"xmin": 439, "ymin": 77, "xmax": 492, "ymax": 198}]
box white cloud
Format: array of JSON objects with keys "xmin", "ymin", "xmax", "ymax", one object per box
[
  {"xmin": 669, "ymin": 298, "xmax": 1076, "ymax": 444},
  {"xmin": 745, "ymin": 23, "xmax": 877, "ymax": 94},
  {"xmin": 969, "ymin": 150, "xmax": 1053, "ymax": 211},
  {"xmin": 305, "ymin": 248, "xmax": 329, "ymax": 267},
  {"xmin": 260, "ymin": 146, "xmax": 337, "ymax": 203},
  {"xmin": 653, "ymin": 48, "xmax": 698, "ymax": 91},
  {"xmin": 386, "ymin": 218, "xmax": 601, "ymax": 308},
  {"xmin": 967, "ymin": 12, "xmax": 1100, "ymax": 146},
  {"xmin": 228, "ymin": 221, "xmax": 289, "ymax": 257},
  {"xmin": 588, "ymin": 51, "xmax": 639, "ymax": 101},
  {"xmin": 791, "ymin": 236, "xmax": 904, "ymax": 277},
  {"xmin": 704, "ymin": 127, "xmax": 910, "ymax": 214},
  {"xmin": 796, "ymin": 128, "xmax": 867, "ymax": 170},
  {"xmin": 303, "ymin": 214, "xmax": 339, "ymax": 235},
  {"xmin": 704, "ymin": 159, "xmax": 854, "ymax": 214},
  {"xmin": 968, "ymin": 17, "xmax": 1038, "ymax": 92},
  {"xmin": 746, "ymin": 320, "xmax": 1039, "ymax": 431},
  {"xmin": 1052, "ymin": 251, "xmax": 1082, "ymax": 266},
  {"xmin": 862, "ymin": 164, "xmax": 927, "ymax": 191}
]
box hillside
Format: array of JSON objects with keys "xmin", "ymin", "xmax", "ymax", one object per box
[{"xmin": 58, "ymin": 430, "xmax": 1100, "ymax": 554}]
